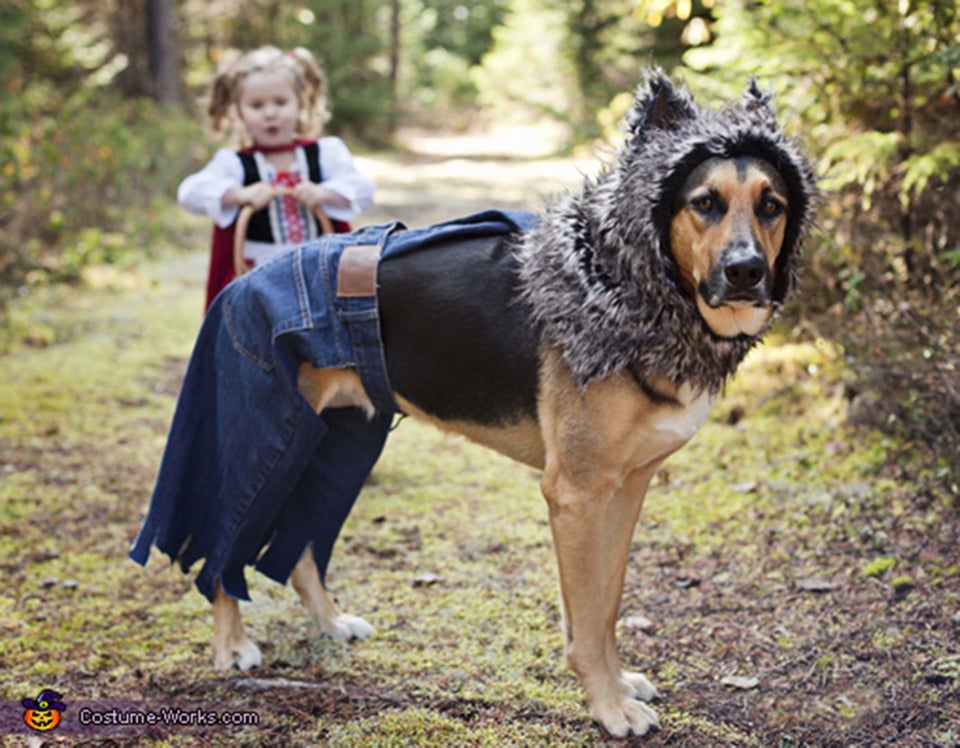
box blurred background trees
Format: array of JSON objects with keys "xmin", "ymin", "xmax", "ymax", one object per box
[{"xmin": 1, "ymin": 0, "xmax": 957, "ymax": 484}]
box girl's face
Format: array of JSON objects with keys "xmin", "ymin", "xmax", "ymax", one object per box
[{"xmin": 236, "ymin": 69, "xmax": 301, "ymax": 147}]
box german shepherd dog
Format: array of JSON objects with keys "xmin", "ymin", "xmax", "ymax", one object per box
[{"xmin": 177, "ymin": 74, "xmax": 816, "ymax": 738}]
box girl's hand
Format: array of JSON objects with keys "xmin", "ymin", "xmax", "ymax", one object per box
[
  {"xmin": 223, "ymin": 183, "xmax": 275, "ymax": 212},
  {"xmin": 291, "ymin": 182, "xmax": 350, "ymax": 211}
]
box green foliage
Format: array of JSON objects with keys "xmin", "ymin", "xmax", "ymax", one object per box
[
  {"xmin": 474, "ymin": 0, "xmax": 706, "ymax": 140},
  {"xmin": 0, "ymin": 1, "xmax": 205, "ymax": 308},
  {"xmin": 473, "ymin": 0, "xmax": 575, "ymax": 125},
  {"xmin": 549, "ymin": 0, "xmax": 707, "ymax": 137},
  {"xmin": 819, "ymin": 132, "xmax": 903, "ymax": 210},
  {"xmin": 306, "ymin": 2, "xmax": 395, "ymax": 142},
  {"xmin": 901, "ymin": 141, "xmax": 960, "ymax": 204},
  {"xmin": 410, "ymin": 0, "xmax": 507, "ymax": 66},
  {"xmin": 0, "ymin": 2, "xmax": 32, "ymax": 88},
  {"xmin": 2, "ymin": 95, "xmax": 204, "ymax": 288},
  {"xmin": 399, "ymin": 1, "xmax": 507, "ymax": 128}
]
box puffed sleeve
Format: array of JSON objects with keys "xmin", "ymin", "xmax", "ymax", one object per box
[
  {"xmin": 177, "ymin": 149, "xmax": 245, "ymax": 228},
  {"xmin": 317, "ymin": 137, "xmax": 376, "ymax": 222}
]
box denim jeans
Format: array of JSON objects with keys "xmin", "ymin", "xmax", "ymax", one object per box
[{"xmin": 130, "ymin": 210, "xmax": 539, "ymax": 601}]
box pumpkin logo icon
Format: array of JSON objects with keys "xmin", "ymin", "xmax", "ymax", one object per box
[{"xmin": 21, "ymin": 689, "xmax": 66, "ymax": 732}]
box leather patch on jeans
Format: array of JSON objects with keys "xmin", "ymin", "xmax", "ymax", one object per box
[{"xmin": 337, "ymin": 244, "xmax": 382, "ymax": 298}]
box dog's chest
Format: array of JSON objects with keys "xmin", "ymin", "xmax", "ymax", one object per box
[{"xmin": 642, "ymin": 386, "xmax": 713, "ymax": 458}]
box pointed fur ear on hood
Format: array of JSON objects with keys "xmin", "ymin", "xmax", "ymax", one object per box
[
  {"xmin": 742, "ymin": 77, "xmax": 779, "ymax": 126},
  {"xmin": 626, "ymin": 71, "xmax": 697, "ymax": 139}
]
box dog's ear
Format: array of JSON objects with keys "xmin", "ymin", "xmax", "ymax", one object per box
[
  {"xmin": 743, "ymin": 77, "xmax": 779, "ymax": 125},
  {"xmin": 626, "ymin": 71, "xmax": 696, "ymax": 138}
]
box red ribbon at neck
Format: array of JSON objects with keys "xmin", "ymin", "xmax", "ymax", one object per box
[{"xmin": 242, "ymin": 138, "xmax": 315, "ymax": 155}]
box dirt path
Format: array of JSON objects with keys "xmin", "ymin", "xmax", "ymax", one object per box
[
  {"xmin": 0, "ymin": 138, "xmax": 957, "ymax": 746},
  {"xmin": 355, "ymin": 127, "xmax": 600, "ymax": 227}
]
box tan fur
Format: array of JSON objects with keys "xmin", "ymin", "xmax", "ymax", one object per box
[
  {"xmin": 295, "ymin": 364, "xmax": 375, "ymax": 417},
  {"xmin": 394, "ymin": 395, "xmax": 545, "ymax": 468},
  {"xmin": 696, "ymin": 302, "xmax": 772, "ymax": 338},
  {"xmin": 210, "ymin": 155, "xmax": 791, "ymax": 738}
]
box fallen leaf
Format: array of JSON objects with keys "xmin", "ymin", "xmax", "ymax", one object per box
[
  {"xmin": 623, "ymin": 615, "xmax": 654, "ymax": 633},
  {"xmin": 412, "ymin": 573, "xmax": 444, "ymax": 588},
  {"xmin": 720, "ymin": 675, "xmax": 760, "ymax": 690},
  {"xmin": 796, "ymin": 577, "xmax": 841, "ymax": 593},
  {"xmin": 234, "ymin": 677, "xmax": 324, "ymax": 690}
]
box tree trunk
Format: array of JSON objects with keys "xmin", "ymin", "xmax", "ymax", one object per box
[
  {"xmin": 113, "ymin": 0, "xmax": 150, "ymax": 98},
  {"xmin": 388, "ymin": 0, "xmax": 400, "ymax": 131},
  {"xmin": 147, "ymin": 0, "xmax": 179, "ymax": 105},
  {"xmin": 897, "ymin": 15, "xmax": 914, "ymax": 270}
]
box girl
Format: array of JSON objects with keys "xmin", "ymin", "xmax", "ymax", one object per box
[{"xmin": 178, "ymin": 45, "xmax": 375, "ymax": 309}]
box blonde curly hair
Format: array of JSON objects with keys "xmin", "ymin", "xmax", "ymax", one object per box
[{"xmin": 207, "ymin": 46, "xmax": 329, "ymax": 146}]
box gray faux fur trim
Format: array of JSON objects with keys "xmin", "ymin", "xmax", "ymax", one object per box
[{"xmin": 518, "ymin": 72, "xmax": 818, "ymax": 394}]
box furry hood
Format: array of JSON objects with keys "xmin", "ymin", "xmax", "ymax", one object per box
[{"xmin": 518, "ymin": 72, "xmax": 818, "ymax": 394}]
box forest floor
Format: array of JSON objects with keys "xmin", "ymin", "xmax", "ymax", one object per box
[{"xmin": 1, "ymin": 132, "xmax": 958, "ymax": 746}]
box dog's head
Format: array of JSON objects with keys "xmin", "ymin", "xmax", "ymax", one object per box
[
  {"xmin": 669, "ymin": 155, "xmax": 789, "ymax": 337},
  {"xmin": 620, "ymin": 73, "xmax": 818, "ymax": 339}
]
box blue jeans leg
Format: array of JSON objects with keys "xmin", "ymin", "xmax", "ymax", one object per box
[{"xmin": 254, "ymin": 407, "xmax": 392, "ymax": 586}]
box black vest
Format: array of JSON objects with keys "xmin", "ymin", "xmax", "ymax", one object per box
[{"xmin": 237, "ymin": 141, "xmax": 323, "ymax": 242}]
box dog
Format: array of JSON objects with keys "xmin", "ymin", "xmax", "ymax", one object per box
[{"xmin": 134, "ymin": 73, "xmax": 816, "ymax": 738}]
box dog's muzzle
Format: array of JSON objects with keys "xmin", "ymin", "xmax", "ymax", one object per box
[{"xmin": 700, "ymin": 241, "xmax": 771, "ymax": 307}]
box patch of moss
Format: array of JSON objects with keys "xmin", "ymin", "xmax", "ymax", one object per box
[{"xmin": 863, "ymin": 556, "xmax": 897, "ymax": 578}]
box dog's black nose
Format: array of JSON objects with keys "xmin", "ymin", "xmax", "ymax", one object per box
[{"xmin": 723, "ymin": 254, "xmax": 767, "ymax": 291}]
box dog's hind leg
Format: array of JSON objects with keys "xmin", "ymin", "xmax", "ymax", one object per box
[
  {"xmin": 212, "ymin": 582, "xmax": 263, "ymax": 670},
  {"xmin": 289, "ymin": 547, "xmax": 374, "ymax": 642}
]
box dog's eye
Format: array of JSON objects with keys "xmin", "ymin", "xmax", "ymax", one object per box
[
  {"xmin": 759, "ymin": 196, "xmax": 783, "ymax": 218},
  {"xmin": 691, "ymin": 196, "xmax": 715, "ymax": 214}
]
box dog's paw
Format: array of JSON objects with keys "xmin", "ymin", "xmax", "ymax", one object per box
[
  {"xmin": 323, "ymin": 613, "xmax": 375, "ymax": 643},
  {"xmin": 591, "ymin": 697, "xmax": 661, "ymax": 739},
  {"xmin": 213, "ymin": 639, "xmax": 262, "ymax": 671},
  {"xmin": 620, "ymin": 670, "xmax": 659, "ymax": 702}
]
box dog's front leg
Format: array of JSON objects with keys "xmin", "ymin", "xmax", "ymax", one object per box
[
  {"xmin": 542, "ymin": 460, "xmax": 662, "ymax": 738},
  {"xmin": 604, "ymin": 466, "xmax": 661, "ymax": 705}
]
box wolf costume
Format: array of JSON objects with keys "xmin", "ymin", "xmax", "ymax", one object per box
[{"xmin": 518, "ymin": 73, "xmax": 817, "ymax": 394}]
